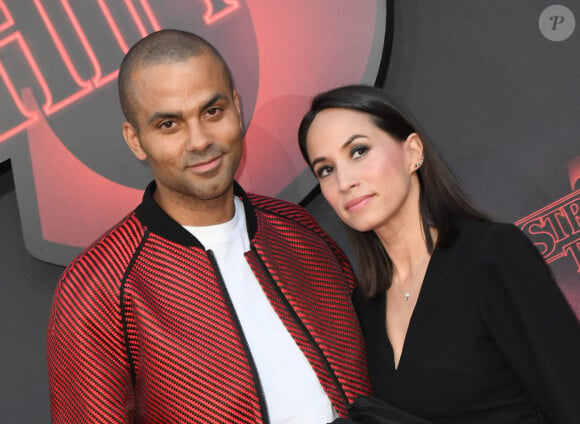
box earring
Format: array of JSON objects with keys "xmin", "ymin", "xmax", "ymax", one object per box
[{"xmin": 415, "ymin": 157, "xmax": 423, "ymax": 169}]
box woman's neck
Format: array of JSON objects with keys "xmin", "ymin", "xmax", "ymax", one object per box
[{"xmin": 375, "ymin": 214, "xmax": 435, "ymax": 282}]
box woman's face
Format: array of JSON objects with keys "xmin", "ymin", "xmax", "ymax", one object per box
[{"xmin": 305, "ymin": 108, "xmax": 422, "ymax": 233}]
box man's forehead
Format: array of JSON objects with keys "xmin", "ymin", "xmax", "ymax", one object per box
[
  {"xmin": 126, "ymin": 53, "xmax": 234, "ymax": 122},
  {"xmin": 133, "ymin": 55, "xmax": 229, "ymax": 89}
]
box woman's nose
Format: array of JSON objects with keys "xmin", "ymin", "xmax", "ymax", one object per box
[{"xmin": 336, "ymin": 167, "xmax": 359, "ymax": 191}]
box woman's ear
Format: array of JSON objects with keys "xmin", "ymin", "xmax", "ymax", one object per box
[
  {"xmin": 122, "ymin": 122, "xmax": 147, "ymax": 161},
  {"xmin": 406, "ymin": 132, "xmax": 424, "ymax": 173}
]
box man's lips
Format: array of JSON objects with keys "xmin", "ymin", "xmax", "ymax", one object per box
[
  {"xmin": 344, "ymin": 194, "xmax": 374, "ymax": 212},
  {"xmin": 187, "ymin": 155, "xmax": 222, "ymax": 173}
]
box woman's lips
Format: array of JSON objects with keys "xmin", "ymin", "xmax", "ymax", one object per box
[{"xmin": 345, "ymin": 194, "xmax": 373, "ymax": 212}]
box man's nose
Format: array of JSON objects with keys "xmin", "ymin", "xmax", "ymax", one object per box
[{"xmin": 185, "ymin": 122, "xmax": 212, "ymax": 152}]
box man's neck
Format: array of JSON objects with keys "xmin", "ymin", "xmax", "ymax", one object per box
[{"xmin": 153, "ymin": 186, "xmax": 236, "ymax": 227}]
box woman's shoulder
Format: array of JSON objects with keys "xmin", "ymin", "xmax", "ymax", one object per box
[
  {"xmin": 453, "ymin": 219, "xmax": 525, "ymax": 246},
  {"xmin": 439, "ymin": 219, "xmax": 538, "ymax": 268},
  {"xmin": 452, "ymin": 219, "xmax": 547, "ymax": 278}
]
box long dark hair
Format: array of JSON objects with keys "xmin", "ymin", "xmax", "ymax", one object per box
[{"xmin": 298, "ymin": 85, "xmax": 490, "ymax": 298}]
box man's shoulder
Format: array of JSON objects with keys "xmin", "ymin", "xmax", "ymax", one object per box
[
  {"xmin": 65, "ymin": 210, "xmax": 146, "ymax": 274},
  {"xmin": 245, "ymin": 192, "xmax": 305, "ymax": 212},
  {"xmin": 53, "ymin": 210, "xmax": 146, "ymax": 307},
  {"xmin": 245, "ymin": 192, "xmax": 319, "ymax": 226}
]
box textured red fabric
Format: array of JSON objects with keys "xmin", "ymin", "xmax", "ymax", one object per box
[{"xmin": 47, "ymin": 185, "xmax": 372, "ymax": 423}]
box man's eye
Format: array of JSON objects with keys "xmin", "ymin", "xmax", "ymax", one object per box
[
  {"xmin": 315, "ymin": 165, "xmax": 333, "ymax": 179},
  {"xmin": 351, "ymin": 145, "xmax": 369, "ymax": 159},
  {"xmin": 159, "ymin": 120, "xmax": 175, "ymax": 129},
  {"xmin": 205, "ymin": 107, "xmax": 222, "ymax": 118}
]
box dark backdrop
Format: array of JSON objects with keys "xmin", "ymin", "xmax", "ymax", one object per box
[{"xmin": 1, "ymin": 1, "xmax": 579, "ymax": 421}]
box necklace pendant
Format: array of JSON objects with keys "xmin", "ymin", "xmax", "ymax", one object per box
[{"xmin": 403, "ymin": 292, "xmax": 410, "ymax": 301}]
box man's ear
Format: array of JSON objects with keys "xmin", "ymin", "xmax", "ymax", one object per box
[
  {"xmin": 233, "ymin": 90, "xmax": 243, "ymax": 130},
  {"xmin": 122, "ymin": 122, "xmax": 147, "ymax": 161}
]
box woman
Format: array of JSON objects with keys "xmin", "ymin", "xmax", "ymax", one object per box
[{"xmin": 298, "ymin": 84, "xmax": 580, "ymax": 423}]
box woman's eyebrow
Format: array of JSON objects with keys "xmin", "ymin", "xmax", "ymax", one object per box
[{"xmin": 310, "ymin": 134, "xmax": 368, "ymax": 167}]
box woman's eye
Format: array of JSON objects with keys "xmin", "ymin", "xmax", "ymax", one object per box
[
  {"xmin": 315, "ymin": 165, "xmax": 333, "ymax": 179},
  {"xmin": 351, "ymin": 145, "xmax": 369, "ymax": 159}
]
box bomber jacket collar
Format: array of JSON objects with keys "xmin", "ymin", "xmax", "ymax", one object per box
[{"xmin": 135, "ymin": 180, "xmax": 258, "ymax": 248}]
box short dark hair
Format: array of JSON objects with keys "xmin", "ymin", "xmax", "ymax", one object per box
[
  {"xmin": 298, "ymin": 84, "xmax": 490, "ymax": 297},
  {"xmin": 118, "ymin": 29, "xmax": 234, "ymax": 127}
]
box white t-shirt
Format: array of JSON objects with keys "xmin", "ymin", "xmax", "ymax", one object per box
[{"xmin": 184, "ymin": 197, "xmax": 337, "ymax": 424}]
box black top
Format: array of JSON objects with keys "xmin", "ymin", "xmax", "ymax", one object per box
[{"xmin": 355, "ymin": 220, "xmax": 580, "ymax": 424}]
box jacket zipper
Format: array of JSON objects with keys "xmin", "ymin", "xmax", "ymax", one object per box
[
  {"xmin": 207, "ymin": 250, "xmax": 270, "ymax": 424},
  {"xmin": 250, "ymin": 245, "xmax": 350, "ymax": 410}
]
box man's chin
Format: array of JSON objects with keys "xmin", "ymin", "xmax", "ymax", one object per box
[{"xmin": 192, "ymin": 180, "xmax": 235, "ymax": 201}]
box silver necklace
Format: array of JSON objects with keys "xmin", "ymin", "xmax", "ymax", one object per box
[{"xmin": 394, "ymin": 251, "xmax": 430, "ymax": 301}]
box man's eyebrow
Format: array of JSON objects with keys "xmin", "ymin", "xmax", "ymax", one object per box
[
  {"xmin": 145, "ymin": 93, "xmax": 230, "ymax": 126},
  {"xmin": 147, "ymin": 111, "xmax": 182, "ymax": 126},
  {"xmin": 310, "ymin": 134, "xmax": 367, "ymax": 167},
  {"xmin": 201, "ymin": 93, "xmax": 228, "ymax": 111}
]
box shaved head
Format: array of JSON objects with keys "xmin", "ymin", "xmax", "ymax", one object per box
[{"xmin": 118, "ymin": 29, "xmax": 234, "ymax": 127}]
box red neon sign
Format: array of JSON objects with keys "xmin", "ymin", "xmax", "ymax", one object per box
[
  {"xmin": 203, "ymin": 0, "xmax": 240, "ymax": 24},
  {"xmin": 516, "ymin": 157, "xmax": 580, "ymax": 273},
  {"xmin": 0, "ymin": 0, "xmax": 14, "ymax": 32},
  {"xmin": 0, "ymin": 0, "xmax": 238, "ymax": 145}
]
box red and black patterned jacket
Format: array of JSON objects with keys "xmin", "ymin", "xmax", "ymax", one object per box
[{"xmin": 47, "ymin": 181, "xmax": 372, "ymax": 423}]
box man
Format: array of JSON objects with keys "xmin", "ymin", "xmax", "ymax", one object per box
[{"xmin": 47, "ymin": 29, "xmax": 371, "ymax": 423}]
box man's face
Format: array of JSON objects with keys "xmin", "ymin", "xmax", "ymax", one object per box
[{"xmin": 123, "ymin": 53, "xmax": 243, "ymax": 224}]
